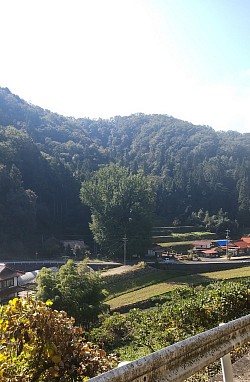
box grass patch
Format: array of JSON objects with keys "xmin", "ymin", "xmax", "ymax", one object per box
[
  {"xmin": 152, "ymin": 226, "xmax": 201, "ymax": 233},
  {"xmin": 153, "ymin": 231, "xmax": 216, "ymax": 243},
  {"xmin": 106, "ymin": 269, "xmax": 188, "ymax": 299},
  {"xmin": 159, "ymin": 241, "xmax": 194, "ymax": 247},
  {"xmin": 196, "ymin": 266, "xmax": 250, "ymax": 281},
  {"xmin": 106, "ymin": 266, "xmax": 250, "ymax": 310},
  {"xmin": 107, "ymin": 281, "xmax": 181, "ymax": 310},
  {"xmin": 172, "ymin": 231, "xmax": 216, "ymax": 239}
]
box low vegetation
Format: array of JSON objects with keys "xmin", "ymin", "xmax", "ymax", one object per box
[
  {"xmin": 93, "ymin": 264, "xmax": 250, "ymax": 381},
  {"xmin": 1, "ymin": 262, "xmax": 249, "ymax": 381},
  {"xmin": 103, "ymin": 262, "xmax": 188, "ymax": 299},
  {"xmin": 92, "ymin": 280, "xmax": 249, "ymax": 365},
  {"xmin": 105, "ymin": 265, "xmax": 250, "ymax": 310}
]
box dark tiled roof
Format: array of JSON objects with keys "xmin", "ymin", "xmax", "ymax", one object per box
[{"xmin": 0, "ymin": 263, "xmax": 24, "ymax": 281}]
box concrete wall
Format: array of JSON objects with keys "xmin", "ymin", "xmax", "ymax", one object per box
[{"xmin": 154, "ymin": 260, "xmax": 250, "ymax": 273}]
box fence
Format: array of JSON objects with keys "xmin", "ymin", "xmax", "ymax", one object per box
[{"xmin": 89, "ymin": 314, "xmax": 250, "ymax": 382}]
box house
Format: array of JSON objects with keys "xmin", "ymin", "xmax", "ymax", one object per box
[
  {"xmin": 192, "ymin": 240, "xmax": 214, "ymax": 251},
  {"xmin": 0, "ymin": 263, "xmax": 24, "ymax": 304},
  {"xmin": 146, "ymin": 245, "xmax": 164, "ymax": 258},
  {"xmin": 241, "ymin": 237, "xmax": 250, "ymax": 246},
  {"xmin": 231, "ymin": 239, "xmax": 250, "ymax": 256},
  {"xmin": 216, "ymin": 241, "xmax": 240, "ymax": 257}
]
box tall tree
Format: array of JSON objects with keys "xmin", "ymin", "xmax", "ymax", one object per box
[
  {"xmin": 237, "ymin": 175, "xmax": 250, "ymax": 226},
  {"xmin": 80, "ymin": 164, "xmax": 155, "ymax": 260},
  {"xmin": 0, "ymin": 164, "xmax": 37, "ymax": 251}
]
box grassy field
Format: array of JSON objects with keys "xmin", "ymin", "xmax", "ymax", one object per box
[
  {"xmin": 159, "ymin": 240, "xmax": 194, "ymax": 247},
  {"xmin": 152, "ymin": 224, "xmax": 217, "ymax": 255},
  {"xmin": 106, "ymin": 269, "xmax": 189, "ymax": 298},
  {"xmin": 153, "ymin": 231, "xmax": 216, "ymax": 243},
  {"xmin": 106, "ymin": 265, "xmax": 250, "ymax": 310},
  {"xmin": 153, "ymin": 233, "xmax": 214, "ymax": 253},
  {"xmin": 152, "ymin": 225, "xmax": 206, "ymax": 233},
  {"xmin": 171, "ymin": 231, "xmax": 216, "ymax": 239}
]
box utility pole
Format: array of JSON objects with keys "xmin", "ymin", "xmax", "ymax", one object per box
[
  {"xmin": 123, "ymin": 233, "xmax": 128, "ymax": 265},
  {"xmin": 123, "ymin": 217, "xmax": 131, "ymax": 265},
  {"xmin": 226, "ymin": 229, "xmax": 230, "ymax": 259},
  {"xmin": 94, "ymin": 240, "xmax": 97, "ymax": 257}
]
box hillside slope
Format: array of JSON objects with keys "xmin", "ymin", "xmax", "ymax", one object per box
[{"xmin": 0, "ymin": 87, "xmax": 250, "ymax": 257}]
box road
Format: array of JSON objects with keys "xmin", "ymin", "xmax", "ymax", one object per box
[{"xmin": 4, "ymin": 260, "xmax": 122, "ymax": 272}]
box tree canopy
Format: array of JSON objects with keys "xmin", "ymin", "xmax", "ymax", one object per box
[
  {"xmin": 80, "ymin": 164, "xmax": 155, "ymax": 259},
  {"xmin": 36, "ymin": 260, "xmax": 108, "ymax": 327}
]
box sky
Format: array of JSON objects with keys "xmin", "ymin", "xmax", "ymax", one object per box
[{"xmin": 1, "ymin": 0, "xmax": 250, "ymax": 133}]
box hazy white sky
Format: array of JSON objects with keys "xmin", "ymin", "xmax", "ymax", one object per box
[{"xmin": 1, "ymin": 0, "xmax": 250, "ymax": 132}]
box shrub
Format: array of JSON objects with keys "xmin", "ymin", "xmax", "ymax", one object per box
[{"xmin": 0, "ymin": 297, "xmax": 117, "ymax": 381}]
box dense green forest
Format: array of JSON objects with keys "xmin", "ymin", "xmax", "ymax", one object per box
[{"xmin": 0, "ymin": 86, "xmax": 250, "ymax": 258}]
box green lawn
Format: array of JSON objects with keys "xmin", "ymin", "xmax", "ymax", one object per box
[{"xmin": 106, "ymin": 265, "xmax": 250, "ymax": 310}]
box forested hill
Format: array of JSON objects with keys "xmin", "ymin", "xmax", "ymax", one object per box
[{"xmin": 0, "ymin": 86, "xmax": 250, "ymax": 257}]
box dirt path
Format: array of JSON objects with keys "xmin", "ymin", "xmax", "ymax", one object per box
[{"xmin": 102, "ymin": 265, "xmax": 132, "ymax": 276}]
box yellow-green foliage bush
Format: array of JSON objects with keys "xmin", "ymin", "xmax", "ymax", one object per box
[{"xmin": 0, "ymin": 297, "xmax": 117, "ymax": 381}]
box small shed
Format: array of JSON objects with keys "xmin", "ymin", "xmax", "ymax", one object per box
[
  {"xmin": 201, "ymin": 248, "xmax": 219, "ymax": 258},
  {"xmin": 146, "ymin": 245, "xmax": 164, "ymax": 258}
]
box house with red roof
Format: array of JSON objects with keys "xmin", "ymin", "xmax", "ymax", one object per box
[
  {"xmin": 230, "ymin": 238, "xmax": 250, "ymax": 256},
  {"xmin": 241, "ymin": 237, "xmax": 250, "ymax": 245},
  {"xmin": 192, "ymin": 240, "xmax": 218, "ymax": 257}
]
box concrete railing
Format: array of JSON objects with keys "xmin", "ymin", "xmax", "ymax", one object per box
[{"xmin": 89, "ymin": 314, "xmax": 250, "ymax": 382}]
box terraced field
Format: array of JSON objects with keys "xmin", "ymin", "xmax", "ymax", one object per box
[
  {"xmin": 151, "ymin": 225, "xmax": 216, "ymax": 252},
  {"xmin": 105, "ymin": 265, "xmax": 250, "ymax": 310}
]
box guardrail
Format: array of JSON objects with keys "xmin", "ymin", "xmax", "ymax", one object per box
[{"xmin": 89, "ymin": 314, "xmax": 250, "ymax": 382}]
